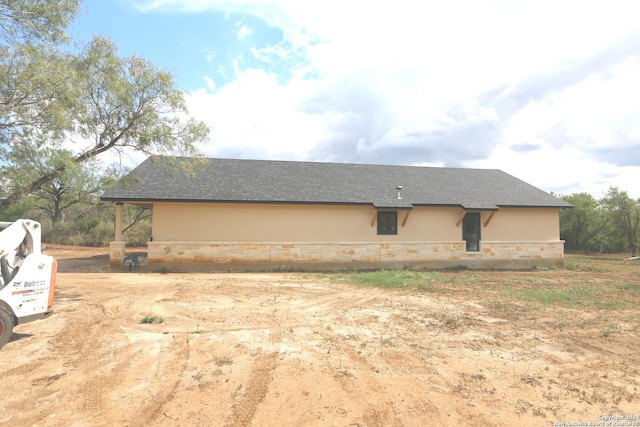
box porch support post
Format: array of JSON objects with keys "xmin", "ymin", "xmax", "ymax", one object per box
[
  {"xmin": 115, "ymin": 202, "xmax": 124, "ymax": 241},
  {"xmin": 110, "ymin": 202, "xmax": 126, "ymax": 267}
]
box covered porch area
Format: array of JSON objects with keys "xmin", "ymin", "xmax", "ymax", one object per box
[{"xmin": 109, "ymin": 201, "xmax": 152, "ymax": 269}]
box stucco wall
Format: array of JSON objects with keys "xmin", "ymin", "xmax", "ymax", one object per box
[
  {"xmin": 481, "ymin": 208, "xmax": 559, "ymax": 241},
  {"xmin": 151, "ymin": 203, "xmax": 559, "ymax": 243}
]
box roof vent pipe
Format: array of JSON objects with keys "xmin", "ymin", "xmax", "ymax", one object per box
[{"xmin": 396, "ymin": 185, "xmax": 403, "ymax": 200}]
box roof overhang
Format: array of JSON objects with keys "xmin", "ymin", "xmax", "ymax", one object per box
[
  {"xmin": 460, "ymin": 203, "xmax": 499, "ymax": 211},
  {"xmin": 372, "ymin": 202, "xmax": 414, "ymax": 210}
]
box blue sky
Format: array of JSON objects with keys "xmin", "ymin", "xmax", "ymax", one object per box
[
  {"xmin": 70, "ymin": 0, "xmax": 640, "ymax": 198},
  {"xmin": 71, "ymin": 2, "xmax": 291, "ymax": 90}
]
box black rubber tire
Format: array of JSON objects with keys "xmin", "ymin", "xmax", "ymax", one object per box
[{"xmin": 0, "ymin": 308, "xmax": 14, "ymax": 349}]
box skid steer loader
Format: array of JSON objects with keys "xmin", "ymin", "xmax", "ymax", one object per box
[{"xmin": 0, "ymin": 219, "xmax": 57, "ymax": 349}]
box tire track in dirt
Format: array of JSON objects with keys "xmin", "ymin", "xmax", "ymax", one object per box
[
  {"xmin": 100, "ymin": 284, "xmax": 192, "ymax": 425},
  {"xmin": 48, "ymin": 296, "xmax": 184, "ymax": 425},
  {"xmin": 223, "ymin": 350, "xmax": 279, "ymax": 427},
  {"xmin": 1, "ymin": 359, "xmax": 50, "ymax": 378},
  {"xmin": 144, "ymin": 332, "xmax": 191, "ymax": 425},
  {"xmin": 223, "ymin": 307, "xmax": 284, "ymax": 427},
  {"xmin": 310, "ymin": 326, "xmax": 411, "ymax": 427},
  {"xmin": 306, "ymin": 293, "xmax": 445, "ymax": 426},
  {"xmin": 50, "ymin": 303, "xmax": 103, "ymax": 417},
  {"xmin": 51, "ymin": 302, "xmax": 125, "ymax": 421},
  {"xmin": 290, "ymin": 288, "xmax": 385, "ymax": 314}
]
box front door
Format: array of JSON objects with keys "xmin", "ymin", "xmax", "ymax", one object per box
[{"xmin": 462, "ymin": 212, "xmax": 481, "ymax": 251}]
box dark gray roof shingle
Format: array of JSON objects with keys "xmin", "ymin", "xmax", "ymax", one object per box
[{"xmin": 100, "ymin": 156, "xmax": 573, "ymax": 210}]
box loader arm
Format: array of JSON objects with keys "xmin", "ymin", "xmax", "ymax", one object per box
[{"xmin": 0, "ymin": 220, "xmax": 41, "ymax": 257}]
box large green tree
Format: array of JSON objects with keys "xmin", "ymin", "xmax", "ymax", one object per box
[
  {"xmin": 600, "ymin": 187, "xmax": 640, "ymax": 257},
  {"xmin": 560, "ymin": 193, "xmax": 609, "ymax": 252},
  {"xmin": 0, "ymin": 0, "xmax": 79, "ymax": 45},
  {"xmin": 33, "ymin": 155, "xmax": 103, "ymax": 226},
  {"xmin": 0, "ymin": 45, "xmax": 77, "ymax": 150},
  {"xmin": 1, "ymin": 2, "xmax": 210, "ymax": 213},
  {"xmin": 71, "ymin": 37, "xmax": 209, "ymax": 163},
  {"xmin": 1, "ymin": 0, "xmax": 80, "ymax": 149}
]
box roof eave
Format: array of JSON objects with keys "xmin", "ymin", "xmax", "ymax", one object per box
[{"xmin": 100, "ymin": 197, "xmax": 377, "ymax": 207}]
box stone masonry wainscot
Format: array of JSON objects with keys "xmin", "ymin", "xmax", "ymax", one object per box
[{"xmin": 144, "ymin": 240, "xmax": 565, "ymax": 271}]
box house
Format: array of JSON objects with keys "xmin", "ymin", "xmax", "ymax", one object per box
[{"xmin": 100, "ymin": 156, "xmax": 573, "ymax": 271}]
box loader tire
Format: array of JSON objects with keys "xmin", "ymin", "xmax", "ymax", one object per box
[{"xmin": 0, "ymin": 308, "xmax": 14, "ymax": 349}]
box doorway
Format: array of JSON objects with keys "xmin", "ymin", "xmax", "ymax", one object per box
[{"xmin": 462, "ymin": 212, "xmax": 481, "ymax": 251}]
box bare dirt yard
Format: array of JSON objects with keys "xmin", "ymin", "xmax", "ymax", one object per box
[{"xmin": 1, "ymin": 246, "xmax": 639, "ymax": 427}]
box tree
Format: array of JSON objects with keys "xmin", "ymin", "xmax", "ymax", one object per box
[
  {"xmin": 1, "ymin": 0, "xmax": 80, "ymax": 153},
  {"xmin": 600, "ymin": 187, "xmax": 640, "ymax": 257},
  {"xmin": 72, "ymin": 37, "xmax": 209, "ymax": 161},
  {"xmin": 33, "ymin": 157, "xmax": 103, "ymax": 226},
  {"xmin": 0, "ymin": 195, "xmax": 35, "ymax": 222},
  {"xmin": 0, "ymin": 0, "xmax": 80, "ymax": 145},
  {"xmin": 0, "ymin": 0, "xmax": 80, "ymax": 45},
  {"xmin": 0, "ymin": 45, "xmax": 77, "ymax": 149},
  {"xmin": 1, "ymin": 34, "xmax": 210, "ymax": 211},
  {"xmin": 560, "ymin": 193, "xmax": 609, "ymax": 252}
]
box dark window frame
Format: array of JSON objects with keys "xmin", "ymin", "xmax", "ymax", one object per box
[{"xmin": 377, "ymin": 211, "xmax": 398, "ymax": 235}]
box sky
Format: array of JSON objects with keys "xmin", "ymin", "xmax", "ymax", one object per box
[{"xmin": 69, "ymin": 0, "xmax": 640, "ymax": 198}]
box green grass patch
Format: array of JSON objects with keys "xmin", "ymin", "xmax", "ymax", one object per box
[
  {"xmin": 510, "ymin": 288, "xmax": 576, "ymax": 305},
  {"xmin": 140, "ymin": 315, "xmax": 164, "ymax": 324},
  {"xmin": 347, "ymin": 270, "xmax": 443, "ymax": 292},
  {"xmin": 564, "ymin": 262, "xmax": 589, "ymax": 271},
  {"xmin": 614, "ymin": 281, "xmax": 640, "ymax": 295},
  {"xmin": 565, "ymin": 254, "xmax": 634, "ymax": 273},
  {"xmin": 503, "ymin": 285, "xmax": 594, "ymax": 307},
  {"xmin": 329, "ymin": 255, "xmax": 639, "ymax": 319}
]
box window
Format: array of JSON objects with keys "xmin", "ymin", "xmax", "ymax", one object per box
[
  {"xmin": 462, "ymin": 212, "xmax": 481, "ymax": 251},
  {"xmin": 377, "ymin": 211, "xmax": 397, "ymax": 235}
]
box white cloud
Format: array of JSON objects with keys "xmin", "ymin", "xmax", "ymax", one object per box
[
  {"xmin": 188, "ymin": 69, "xmax": 329, "ymax": 159},
  {"xmin": 249, "ymin": 44, "xmax": 289, "ymax": 63},
  {"xmin": 134, "ymin": 0, "xmax": 640, "ymax": 197},
  {"xmin": 236, "ymin": 23, "xmax": 252, "ymax": 40},
  {"xmin": 202, "ymin": 48, "xmax": 216, "ymax": 63},
  {"xmin": 203, "ymin": 75, "xmax": 216, "ymax": 91},
  {"xmin": 468, "ymin": 141, "xmax": 640, "ymax": 199}
]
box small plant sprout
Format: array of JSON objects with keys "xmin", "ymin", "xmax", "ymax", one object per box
[{"xmin": 140, "ymin": 315, "xmax": 164, "ymax": 324}]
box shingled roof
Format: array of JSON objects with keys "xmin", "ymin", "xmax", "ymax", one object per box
[{"xmin": 100, "ymin": 156, "xmax": 572, "ymax": 210}]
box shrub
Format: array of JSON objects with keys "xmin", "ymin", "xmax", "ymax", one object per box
[{"xmin": 140, "ymin": 315, "xmax": 164, "ymax": 324}]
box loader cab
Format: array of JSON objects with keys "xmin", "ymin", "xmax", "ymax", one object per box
[
  {"xmin": 0, "ymin": 234, "xmax": 28, "ymax": 289},
  {"xmin": 1, "ymin": 250, "xmax": 20, "ymax": 288}
]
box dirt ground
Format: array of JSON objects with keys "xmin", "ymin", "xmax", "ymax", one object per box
[{"xmin": 1, "ymin": 246, "xmax": 639, "ymax": 426}]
